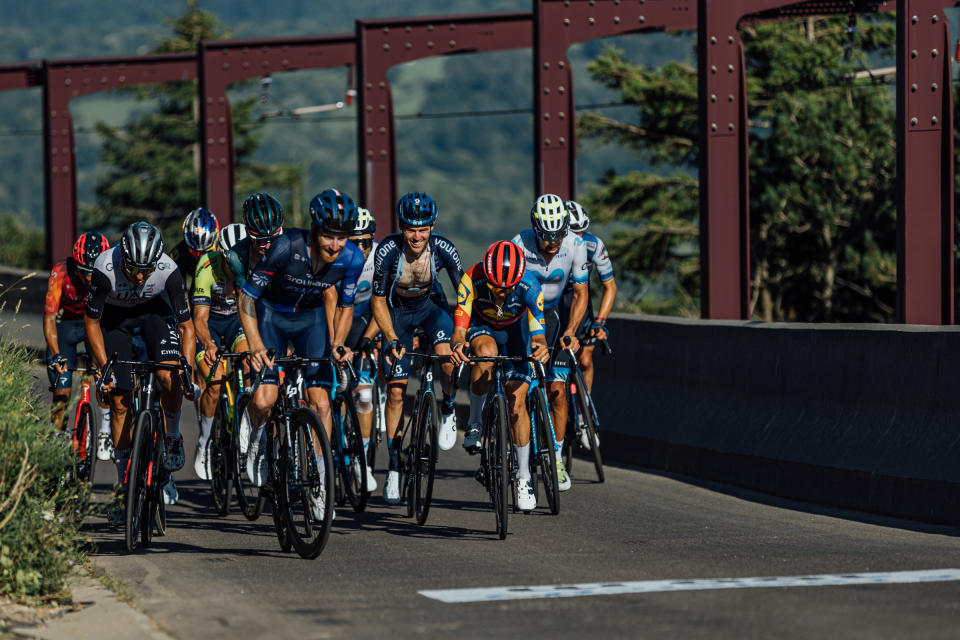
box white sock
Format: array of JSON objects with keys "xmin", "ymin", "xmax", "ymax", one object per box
[
  {"xmin": 515, "ymin": 443, "xmax": 530, "ymax": 481},
  {"xmin": 468, "ymin": 389, "xmax": 484, "ymax": 425},
  {"xmin": 199, "ymin": 414, "xmax": 214, "ymax": 448},
  {"xmin": 362, "ymin": 437, "xmax": 370, "ymax": 450},
  {"xmin": 314, "ymin": 454, "xmax": 327, "ymax": 487},
  {"xmin": 554, "ymin": 433, "xmax": 564, "ymax": 453},
  {"xmin": 98, "ymin": 406, "xmax": 111, "ymax": 434},
  {"xmin": 163, "ymin": 409, "xmax": 182, "ymax": 438},
  {"xmin": 251, "ymin": 422, "xmax": 266, "ymax": 446}
]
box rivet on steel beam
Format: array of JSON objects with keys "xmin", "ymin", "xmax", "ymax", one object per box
[
  {"xmin": 61, "ymin": 128, "xmax": 68, "ymax": 135},
  {"xmin": 366, "ymin": 106, "xmax": 373, "ymax": 112},
  {"xmin": 544, "ymin": 62, "xmax": 550, "ymax": 69},
  {"xmin": 932, "ymin": 49, "xmax": 939, "ymax": 57},
  {"xmin": 219, "ymin": 137, "xmax": 226, "ymax": 144},
  {"xmin": 614, "ymin": 0, "xmax": 620, "ymax": 4},
  {"xmin": 639, "ymin": 16, "xmax": 645, "ymax": 23},
  {"xmin": 379, "ymin": 127, "xmax": 387, "ymax": 134},
  {"xmin": 220, "ymin": 158, "xmax": 227, "ymax": 165},
  {"xmin": 932, "ymin": 14, "xmax": 938, "ymax": 23},
  {"xmin": 383, "ymin": 44, "xmax": 390, "ymax": 51},
  {"xmin": 208, "ymin": 138, "xmax": 215, "ymax": 144},
  {"xmin": 406, "ymin": 43, "xmax": 412, "ymax": 49},
  {"xmin": 62, "ymin": 165, "xmax": 69, "ymax": 173},
  {"xmin": 910, "ymin": 117, "xmax": 918, "ymax": 126},
  {"xmin": 449, "ymin": 40, "xmax": 456, "ymax": 47},
  {"xmin": 614, "ymin": 17, "xmax": 620, "ymax": 24},
  {"xmin": 379, "ymin": 105, "xmax": 386, "ymax": 111},
  {"xmin": 932, "ymin": 116, "xmax": 939, "ymax": 124},
  {"xmin": 368, "ymin": 151, "xmax": 374, "ymax": 158},
  {"xmin": 932, "ymin": 83, "xmax": 938, "ymax": 91},
  {"xmin": 558, "ymin": 112, "xmax": 565, "ymax": 119},
  {"xmin": 711, "ymin": 94, "xmax": 717, "ymax": 102},
  {"xmin": 711, "ymin": 123, "xmax": 717, "ymax": 131},
  {"xmin": 101, "ymin": 77, "xmax": 107, "ymax": 83},
  {"xmin": 728, "ymin": 123, "xmax": 734, "ymax": 131},
  {"xmin": 710, "ymin": 65, "xmax": 717, "ymax": 74},
  {"xmin": 64, "ymin": 79, "xmax": 71, "ymax": 86},
  {"xmin": 545, "ymin": 138, "xmax": 551, "ymax": 146},
  {"xmin": 564, "ymin": 0, "xmax": 570, "ymax": 5},
  {"xmin": 589, "ymin": 0, "xmax": 595, "ymax": 5},
  {"xmin": 208, "ymin": 159, "xmax": 215, "ymax": 165},
  {"xmin": 728, "ymin": 94, "xmax": 735, "ymax": 102},
  {"xmin": 223, "ymin": 63, "xmax": 229, "ymax": 69},
  {"xmin": 242, "ymin": 62, "xmax": 249, "ymax": 69},
  {"xmin": 383, "ymin": 27, "xmax": 389, "ymax": 34},
  {"xmin": 262, "ymin": 61, "xmax": 269, "ymax": 67},
  {"xmin": 911, "ymin": 15, "xmax": 918, "ymax": 24},
  {"xmin": 544, "ymin": 113, "xmax": 550, "ymax": 120},
  {"xmin": 559, "ymin": 137, "xmax": 566, "ymax": 145},
  {"xmin": 428, "ymin": 41, "xmax": 435, "ymax": 48},
  {"xmin": 544, "ymin": 88, "xmax": 550, "ymax": 94},
  {"xmin": 51, "ymin": 148, "xmax": 57, "ymax": 155},
  {"xmin": 911, "ymin": 50, "xmax": 917, "ymax": 58},
  {"xmin": 558, "ymin": 86, "xmax": 565, "ymax": 94},
  {"xmin": 450, "ymin": 24, "xmax": 455, "ymax": 30},
  {"xmin": 282, "ymin": 59, "xmax": 289, "ymax": 67},
  {"xmin": 911, "ymin": 84, "xmax": 918, "ymax": 92},
  {"xmin": 728, "ymin": 36, "xmax": 734, "ymax": 43},
  {"xmin": 711, "ymin": 36, "xmax": 717, "ymax": 44},
  {"xmin": 51, "ymin": 110, "xmax": 58, "ymax": 117},
  {"xmin": 367, "ymin": 128, "xmax": 373, "ymax": 135},
  {"xmin": 219, "ymin": 117, "xmax": 226, "ymax": 123},
  {"xmin": 558, "ymin": 61, "xmax": 565, "ymax": 69},
  {"xmin": 728, "ymin": 65, "xmax": 735, "ymax": 72},
  {"xmin": 405, "ymin": 26, "xmax": 412, "ymax": 33},
  {"xmin": 366, "ymin": 82, "xmax": 373, "ymax": 89},
  {"xmin": 564, "ymin": 18, "xmax": 570, "ymax": 26},
  {"xmin": 119, "ymin": 75, "xmax": 125, "ymax": 82},
  {"xmin": 379, "ymin": 82, "xmax": 386, "ymax": 89},
  {"xmin": 380, "ymin": 150, "xmax": 387, "ymax": 156},
  {"xmin": 83, "ymin": 78, "xmax": 89, "ymax": 85},
  {"xmin": 427, "ymin": 25, "xmax": 434, "ymax": 32},
  {"xmin": 207, "ymin": 118, "xmax": 214, "ymax": 124}
]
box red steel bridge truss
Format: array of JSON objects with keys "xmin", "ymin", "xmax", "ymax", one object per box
[{"xmin": 0, "ymin": 0, "xmax": 953, "ymax": 324}]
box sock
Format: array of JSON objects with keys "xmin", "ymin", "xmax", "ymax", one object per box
[
  {"xmin": 442, "ymin": 392, "xmax": 455, "ymax": 414},
  {"xmin": 115, "ymin": 447, "xmax": 131, "ymax": 485},
  {"xmin": 251, "ymin": 421, "xmax": 266, "ymax": 447},
  {"xmin": 554, "ymin": 433, "xmax": 564, "ymax": 453},
  {"xmin": 98, "ymin": 406, "xmax": 111, "ymax": 434},
  {"xmin": 198, "ymin": 414, "xmax": 214, "ymax": 448},
  {"xmin": 515, "ymin": 443, "xmax": 531, "ymax": 481},
  {"xmin": 314, "ymin": 454, "xmax": 327, "ymax": 487},
  {"xmin": 468, "ymin": 390, "xmax": 484, "ymax": 425},
  {"xmin": 362, "ymin": 437, "xmax": 370, "ymax": 450},
  {"xmin": 163, "ymin": 408, "xmax": 182, "ymax": 438},
  {"xmin": 388, "ymin": 437, "xmax": 399, "ymax": 471}
]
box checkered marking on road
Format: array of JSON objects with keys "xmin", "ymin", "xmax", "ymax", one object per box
[{"xmin": 418, "ymin": 569, "xmax": 960, "ymax": 603}]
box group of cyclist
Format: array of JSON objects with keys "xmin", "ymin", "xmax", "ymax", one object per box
[{"xmin": 43, "ymin": 185, "xmax": 616, "ymax": 526}]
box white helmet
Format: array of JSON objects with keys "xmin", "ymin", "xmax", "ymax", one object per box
[
  {"xmin": 218, "ymin": 222, "xmax": 247, "ymax": 252},
  {"xmin": 530, "ymin": 194, "xmax": 568, "ymax": 234},
  {"xmin": 564, "ymin": 200, "xmax": 590, "ymax": 232}
]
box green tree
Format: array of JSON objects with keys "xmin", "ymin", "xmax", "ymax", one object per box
[
  {"xmin": 83, "ymin": 1, "xmax": 302, "ymax": 244},
  {"xmin": 579, "ymin": 15, "xmax": 897, "ymax": 321}
]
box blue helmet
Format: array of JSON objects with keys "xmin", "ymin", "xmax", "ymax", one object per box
[
  {"xmin": 396, "ymin": 192, "xmax": 438, "ymax": 227},
  {"xmin": 309, "ymin": 188, "xmax": 359, "ymax": 233}
]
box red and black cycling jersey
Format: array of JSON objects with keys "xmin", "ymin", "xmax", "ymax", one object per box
[{"xmin": 44, "ymin": 258, "xmax": 89, "ymax": 320}]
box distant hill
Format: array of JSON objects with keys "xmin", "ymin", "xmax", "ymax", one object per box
[{"xmin": 0, "ymin": 1, "xmax": 694, "ymax": 263}]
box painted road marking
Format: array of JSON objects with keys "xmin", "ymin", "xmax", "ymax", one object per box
[{"xmin": 419, "ymin": 569, "xmax": 960, "ymax": 603}]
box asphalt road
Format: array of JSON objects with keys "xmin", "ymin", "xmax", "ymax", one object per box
[{"xmin": 79, "ymin": 401, "xmax": 960, "ymax": 640}]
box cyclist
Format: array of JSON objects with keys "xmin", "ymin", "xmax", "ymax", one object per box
[
  {"xmin": 85, "ymin": 222, "xmax": 196, "ymax": 512},
  {"xmin": 344, "ymin": 207, "xmax": 380, "ymax": 492},
  {"xmin": 191, "ymin": 222, "xmax": 249, "ymax": 480},
  {"xmin": 238, "ymin": 189, "xmax": 363, "ymax": 520},
  {"xmin": 45, "ymin": 232, "xmax": 112, "ymax": 451},
  {"xmin": 371, "ymin": 192, "xmax": 463, "ymax": 505},
  {"xmin": 562, "ymin": 201, "xmax": 616, "ymax": 449},
  {"xmin": 509, "ymin": 194, "xmax": 589, "ymax": 492},
  {"xmin": 449, "ymin": 240, "xmax": 550, "ymax": 512},
  {"xmin": 224, "ymin": 192, "xmax": 284, "ymax": 289},
  {"xmin": 170, "ymin": 207, "xmax": 220, "ymax": 296}
]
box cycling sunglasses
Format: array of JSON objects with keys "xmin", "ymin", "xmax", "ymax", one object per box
[
  {"xmin": 351, "ymin": 237, "xmax": 374, "ymax": 250},
  {"xmin": 250, "ymin": 228, "xmax": 282, "ymax": 248},
  {"xmin": 535, "ymin": 228, "xmax": 566, "ymax": 243},
  {"xmin": 123, "ymin": 262, "xmax": 155, "ymax": 277},
  {"xmin": 486, "ymin": 282, "xmax": 516, "ymax": 295}
]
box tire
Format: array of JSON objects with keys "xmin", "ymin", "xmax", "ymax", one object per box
[
  {"xmin": 234, "ymin": 394, "xmax": 264, "ymax": 520},
  {"xmin": 367, "ymin": 378, "xmax": 382, "ymax": 472},
  {"xmin": 125, "ymin": 411, "xmax": 152, "ymax": 554},
  {"xmin": 154, "ymin": 493, "xmax": 167, "ymax": 536},
  {"xmin": 412, "ymin": 390, "xmax": 438, "ymax": 525},
  {"xmin": 488, "ymin": 393, "xmax": 510, "ymax": 540},
  {"xmin": 573, "ymin": 371, "xmax": 604, "ymax": 483},
  {"xmin": 266, "ymin": 440, "xmax": 292, "ymax": 553},
  {"xmin": 283, "ymin": 408, "xmax": 334, "ymax": 559},
  {"xmin": 209, "ymin": 395, "xmax": 231, "ymax": 516},
  {"xmin": 531, "ymin": 386, "xmax": 560, "ymax": 514},
  {"xmin": 75, "ymin": 403, "xmax": 96, "ymax": 487},
  {"xmin": 337, "ymin": 396, "xmax": 369, "ymax": 513}
]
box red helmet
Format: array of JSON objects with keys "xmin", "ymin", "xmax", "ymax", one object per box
[
  {"xmin": 73, "ymin": 232, "xmax": 110, "ymax": 273},
  {"xmin": 483, "ymin": 240, "xmax": 526, "ymax": 289}
]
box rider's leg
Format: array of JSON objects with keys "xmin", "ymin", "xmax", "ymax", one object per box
[
  {"xmin": 385, "ymin": 380, "xmax": 408, "ymax": 469},
  {"xmin": 579, "ymin": 344, "xmax": 596, "ymax": 392},
  {"xmin": 196, "ymin": 356, "xmax": 220, "ymax": 448},
  {"xmin": 547, "ymin": 380, "xmax": 568, "ymax": 445},
  {"xmin": 468, "ymin": 334, "xmax": 497, "ymax": 423},
  {"xmin": 506, "ymin": 381, "xmax": 531, "ymax": 480}
]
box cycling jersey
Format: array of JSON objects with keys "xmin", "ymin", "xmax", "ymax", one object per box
[
  {"xmin": 86, "ymin": 247, "xmax": 191, "ymax": 324},
  {"xmin": 353, "ymin": 241, "xmax": 378, "ymax": 318},
  {"xmin": 193, "ymin": 251, "xmax": 238, "ymax": 315},
  {"xmin": 372, "ymin": 233, "xmax": 463, "ymax": 305},
  {"xmin": 511, "ymin": 229, "xmax": 589, "ymax": 309},
  {"xmin": 241, "ymin": 229, "xmax": 364, "ymax": 312},
  {"xmin": 44, "ymin": 258, "xmax": 89, "ymax": 320},
  {"xmin": 577, "ymin": 231, "xmax": 614, "ymax": 282},
  {"xmin": 454, "ymin": 264, "xmax": 544, "ymax": 335}
]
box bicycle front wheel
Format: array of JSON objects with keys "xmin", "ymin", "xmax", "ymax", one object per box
[
  {"xmin": 487, "ymin": 393, "xmax": 510, "ymax": 539},
  {"xmin": 573, "ymin": 371, "xmax": 604, "ymax": 483},
  {"xmin": 532, "ymin": 386, "xmax": 560, "ymax": 515},
  {"xmin": 209, "ymin": 395, "xmax": 231, "ymax": 516},
  {"xmin": 337, "ymin": 397, "xmax": 369, "ymax": 513},
  {"xmin": 283, "ymin": 408, "xmax": 335, "ymax": 559},
  {"xmin": 412, "ymin": 390, "xmax": 438, "ymax": 525},
  {"xmin": 234, "ymin": 394, "xmax": 264, "ymax": 520},
  {"xmin": 125, "ymin": 411, "xmax": 152, "ymax": 554},
  {"xmin": 75, "ymin": 403, "xmax": 97, "ymax": 487}
]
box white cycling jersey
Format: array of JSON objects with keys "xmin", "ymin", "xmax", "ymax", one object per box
[
  {"xmin": 352, "ymin": 240, "xmax": 378, "ymax": 317},
  {"xmin": 511, "ymin": 228, "xmax": 589, "ymax": 309}
]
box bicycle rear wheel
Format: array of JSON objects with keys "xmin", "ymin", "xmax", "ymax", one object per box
[
  {"xmin": 487, "ymin": 393, "xmax": 510, "ymax": 539},
  {"xmin": 234, "ymin": 394, "xmax": 264, "ymax": 520},
  {"xmin": 125, "ymin": 411, "xmax": 152, "ymax": 554},
  {"xmin": 573, "ymin": 370, "xmax": 604, "ymax": 483},
  {"xmin": 209, "ymin": 395, "xmax": 231, "ymax": 516},
  {"xmin": 531, "ymin": 385, "xmax": 560, "ymax": 514},
  {"xmin": 337, "ymin": 396, "xmax": 369, "ymax": 513},
  {"xmin": 283, "ymin": 408, "xmax": 335, "ymax": 559},
  {"xmin": 75, "ymin": 403, "xmax": 97, "ymax": 486},
  {"xmin": 412, "ymin": 390, "xmax": 438, "ymax": 525}
]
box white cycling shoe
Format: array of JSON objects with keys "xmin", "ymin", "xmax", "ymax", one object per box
[
  {"xmin": 162, "ymin": 475, "xmax": 179, "ymax": 505},
  {"xmin": 246, "ymin": 433, "xmax": 268, "ymax": 487},
  {"xmin": 516, "ymin": 478, "xmax": 536, "ymax": 512},
  {"xmin": 310, "ymin": 486, "xmax": 335, "ymax": 522},
  {"xmin": 96, "ymin": 432, "xmax": 115, "ymax": 461},
  {"xmin": 383, "ymin": 470, "xmax": 401, "ymax": 505},
  {"xmin": 238, "ymin": 411, "xmax": 252, "ymax": 455},
  {"xmin": 353, "ymin": 462, "xmax": 378, "ymax": 492},
  {"xmin": 438, "ymin": 408, "xmax": 457, "ymax": 451},
  {"xmin": 193, "ymin": 441, "xmax": 211, "ymax": 481},
  {"xmin": 557, "ymin": 458, "xmax": 572, "ymax": 491}
]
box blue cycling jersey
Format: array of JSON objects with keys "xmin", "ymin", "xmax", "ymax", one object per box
[
  {"xmin": 241, "ymin": 229, "xmax": 364, "ymax": 313},
  {"xmin": 372, "ymin": 233, "xmax": 463, "ymax": 305}
]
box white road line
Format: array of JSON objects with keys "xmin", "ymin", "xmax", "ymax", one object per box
[{"xmin": 418, "ymin": 569, "xmax": 960, "ymax": 603}]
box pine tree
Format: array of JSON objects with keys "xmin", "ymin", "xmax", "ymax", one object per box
[{"xmin": 579, "ymin": 15, "xmax": 897, "ymax": 321}]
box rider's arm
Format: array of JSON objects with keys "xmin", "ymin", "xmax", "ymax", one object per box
[
  {"xmin": 192, "ymin": 255, "xmax": 216, "ymax": 354},
  {"xmin": 84, "ymin": 269, "xmax": 111, "ymax": 371},
  {"xmin": 371, "ymin": 295, "xmax": 397, "ymax": 343},
  {"xmin": 592, "ymin": 236, "xmax": 616, "ymax": 324},
  {"xmin": 596, "ymin": 277, "xmax": 617, "ymax": 324},
  {"xmin": 43, "ymin": 263, "xmax": 66, "ymax": 356},
  {"xmin": 451, "ymin": 270, "xmax": 475, "ymax": 346},
  {"xmin": 332, "ymin": 244, "xmax": 365, "ymax": 348},
  {"xmin": 370, "ymin": 240, "xmax": 398, "ymax": 343},
  {"xmin": 324, "ymin": 286, "xmax": 337, "ymax": 342},
  {"xmin": 239, "ymin": 292, "xmax": 264, "ymax": 350},
  {"xmin": 564, "ymin": 237, "xmax": 591, "ymax": 336}
]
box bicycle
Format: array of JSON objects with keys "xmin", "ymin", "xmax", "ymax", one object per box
[
  {"xmin": 393, "ymin": 351, "xmax": 445, "ymax": 525},
  {"xmin": 330, "ymin": 356, "xmax": 369, "ymax": 513},
  {"xmin": 250, "ymin": 352, "xmax": 336, "ymax": 559},
  {"xmin": 99, "ymin": 353, "xmax": 192, "ymax": 554},
  {"xmin": 561, "ymin": 339, "xmax": 608, "ymax": 483},
  {"xmin": 52, "ymin": 353, "xmax": 100, "ymax": 488}
]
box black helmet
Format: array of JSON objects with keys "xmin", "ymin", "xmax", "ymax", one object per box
[
  {"xmin": 242, "ymin": 192, "xmax": 284, "ymax": 237},
  {"xmin": 120, "ymin": 222, "xmax": 164, "ymax": 272},
  {"xmin": 309, "ymin": 189, "xmax": 359, "ymax": 233}
]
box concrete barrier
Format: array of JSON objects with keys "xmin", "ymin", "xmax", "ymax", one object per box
[{"xmin": 592, "ymin": 313, "xmax": 960, "ymax": 525}]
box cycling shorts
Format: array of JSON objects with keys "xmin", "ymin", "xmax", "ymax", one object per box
[
  {"xmin": 196, "ymin": 312, "xmax": 246, "ymax": 364},
  {"xmin": 256, "ymin": 298, "xmax": 332, "ymax": 389},
  {"xmin": 383, "ymin": 293, "xmax": 452, "ymax": 382},
  {"xmin": 100, "ymin": 308, "xmax": 182, "ymax": 393},
  {"xmin": 47, "ymin": 319, "xmax": 90, "ymax": 390},
  {"xmin": 466, "ymin": 319, "xmax": 532, "ymax": 385}
]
